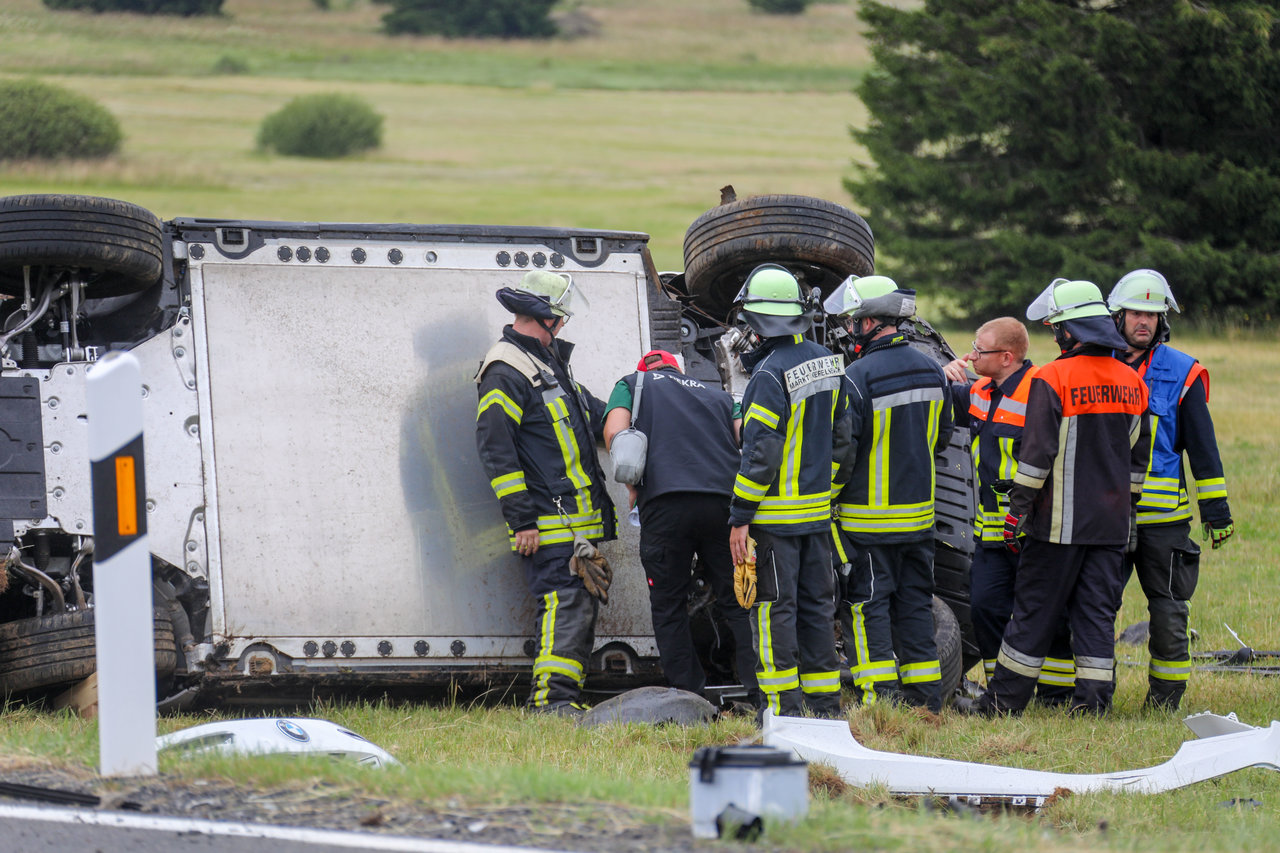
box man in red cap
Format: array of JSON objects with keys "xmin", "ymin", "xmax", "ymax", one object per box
[
  {"xmin": 637, "ymin": 350, "xmax": 679, "ymax": 371},
  {"xmin": 603, "ymin": 350, "xmax": 759, "ymax": 708}
]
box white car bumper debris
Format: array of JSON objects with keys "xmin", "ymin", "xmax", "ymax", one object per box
[
  {"xmin": 156, "ymin": 718, "xmax": 400, "ymax": 768},
  {"xmin": 762, "ymin": 710, "xmax": 1280, "ymax": 809}
]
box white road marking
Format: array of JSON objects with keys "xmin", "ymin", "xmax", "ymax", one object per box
[{"xmin": 0, "ymin": 802, "xmax": 554, "ymax": 852}]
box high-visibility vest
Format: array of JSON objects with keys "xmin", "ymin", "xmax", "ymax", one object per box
[
  {"xmin": 968, "ymin": 364, "xmax": 1038, "ymax": 544},
  {"xmin": 1133, "ymin": 344, "xmax": 1213, "ymax": 525}
]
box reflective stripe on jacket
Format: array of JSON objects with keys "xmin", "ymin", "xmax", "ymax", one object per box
[
  {"xmin": 1130, "ymin": 343, "xmax": 1227, "ymax": 527},
  {"xmin": 837, "ymin": 333, "xmax": 955, "ymax": 544},
  {"xmin": 729, "ymin": 335, "xmax": 855, "ymax": 534},
  {"xmin": 1010, "ymin": 346, "xmax": 1150, "ymax": 545},
  {"xmin": 475, "ymin": 326, "xmax": 616, "ymax": 549},
  {"xmin": 968, "ymin": 362, "xmax": 1037, "ymax": 544}
]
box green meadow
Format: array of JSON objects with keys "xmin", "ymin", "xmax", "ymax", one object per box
[
  {"xmin": 1, "ymin": 1, "xmax": 1279, "ymax": 850},
  {"xmin": 0, "ymin": 0, "xmax": 875, "ymax": 271}
]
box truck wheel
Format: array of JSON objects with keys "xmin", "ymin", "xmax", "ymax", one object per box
[
  {"xmin": 682, "ymin": 194, "xmax": 875, "ymax": 321},
  {"xmin": 0, "ymin": 194, "xmax": 164, "ymax": 298},
  {"xmin": 0, "ymin": 609, "xmax": 178, "ymax": 695},
  {"xmin": 933, "ymin": 594, "xmax": 963, "ymax": 705}
]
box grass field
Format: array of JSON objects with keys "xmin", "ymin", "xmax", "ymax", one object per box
[
  {"xmin": 0, "ymin": 0, "xmax": 875, "ymax": 89},
  {"xmin": 0, "ymin": 0, "xmax": 876, "ymax": 271},
  {"xmin": 2, "ymin": 1, "xmax": 1279, "ymax": 850}
]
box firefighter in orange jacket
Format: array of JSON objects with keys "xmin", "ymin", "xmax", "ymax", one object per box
[
  {"xmin": 943, "ymin": 317, "xmax": 1074, "ymax": 705},
  {"xmin": 1108, "ymin": 269, "xmax": 1233, "ymax": 710},
  {"xmin": 960, "ymin": 280, "xmax": 1150, "ymax": 716}
]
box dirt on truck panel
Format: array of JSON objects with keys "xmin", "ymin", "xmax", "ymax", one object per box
[{"xmin": 0, "ymin": 192, "xmax": 976, "ymax": 710}]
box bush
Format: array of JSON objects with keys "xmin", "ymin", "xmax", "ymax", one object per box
[
  {"xmin": 377, "ymin": 0, "xmax": 558, "ymax": 39},
  {"xmin": 211, "ymin": 54, "xmax": 249, "ymax": 75},
  {"xmin": 746, "ymin": 0, "xmax": 809, "ymax": 14},
  {"xmin": 0, "ymin": 79, "xmax": 122, "ymax": 160},
  {"xmin": 257, "ymin": 94, "xmax": 383, "ymax": 159},
  {"xmin": 43, "ymin": 0, "xmax": 223, "ymax": 13}
]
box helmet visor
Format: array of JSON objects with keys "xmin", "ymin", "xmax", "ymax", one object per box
[
  {"xmin": 548, "ymin": 273, "xmax": 589, "ymax": 319},
  {"xmin": 1026, "ymin": 279, "xmax": 1067, "ymax": 323},
  {"xmin": 822, "ymin": 276, "xmax": 860, "ymax": 317}
]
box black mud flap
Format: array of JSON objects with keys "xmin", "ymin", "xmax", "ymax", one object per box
[{"xmin": 0, "ymin": 375, "xmax": 47, "ymax": 544}]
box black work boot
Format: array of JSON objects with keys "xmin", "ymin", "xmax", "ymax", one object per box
[{"xmin": 1143, "ymin": 686, "xmax": 1185, "ymax": 711}]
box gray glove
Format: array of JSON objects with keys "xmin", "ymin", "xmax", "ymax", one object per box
[{"xmin": 570, "ymin": 535, "xmax": 612, "ymax": 604}]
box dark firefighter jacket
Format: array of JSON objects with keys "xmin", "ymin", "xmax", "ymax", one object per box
[
  {"xmin": 474, "ymin": 326, "xmax": 616, "ymax": 549},
  {"xmin": 1125, "ymin": 342, "xmax": 1230, "ymax": 528},
  {"xmin": 837, "ymin": 333, "xmax": 954, "ymax": 544},
  {"xmin": 951, "ymin": 360, "xmax": 1037, "ymax": 546},
  {"xmin": 1010, "ymin": 345, "xmax": 1151, "ymax": 545},
  {"xmin": 729, "ymin": 334, "xmax": 855, "ymax": 535}
]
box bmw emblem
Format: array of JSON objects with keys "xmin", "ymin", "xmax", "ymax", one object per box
[{"xmin": 276, "ymin": 720, "xmax": 310, "ymax": 743}]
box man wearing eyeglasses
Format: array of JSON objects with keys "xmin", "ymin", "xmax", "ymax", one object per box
[
  {"xmin": 943, "ymin": 318, "xmax": 1074, "ymax": 707},
  {"xmin": 957, "ymin": 280, "xmax": 1149, "ymax": 716}
]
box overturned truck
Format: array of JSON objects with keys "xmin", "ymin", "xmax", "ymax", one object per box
[{"xmin": 0, "ymin": 193, "xmax": 976, "ymax": 710}]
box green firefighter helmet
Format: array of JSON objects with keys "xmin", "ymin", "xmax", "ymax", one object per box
[
  {"xmin": 496, "ymin": 269, "xmax": 589, "ymax": 320},
  {"xmin": 733, "ymin": 264, "xmax": 811, "ymax": 336},
  {"xmin": 1107, "ymin": 269, "xmax": 1180, "ymax": 314},
  {"xmin": 1026, "ymin": 278, "xmax": 1109, "ymax": 324},
  {"xmin": 821, "ymin": 274, "xmax": 915, "ymax": 320}
]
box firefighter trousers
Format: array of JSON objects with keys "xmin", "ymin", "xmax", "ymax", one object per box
[
  {"xmin": 1122, "ymin": 521, "xmax": 1200, "ymax": 709},
  {"xmin": 750, "ymin": 527, "xmax": 842, "ymax": 718},
  {"xmin": 839, "ymin": 538, "xmax": 942, "ymax": 713},
  {"xmin": 983, "ymin": 539, "xmax": 1125, "ymax": 714},
  {"xmin": 638, "ymin": 493, "xmax": 759, "ymax": 701},
  {"xmin": 524, "ymin": 543, "xmax": 599, "ymax": 709},
  {"xmin": 970, "ymin": 544, "xmax": 1075, "ymax": 704}
]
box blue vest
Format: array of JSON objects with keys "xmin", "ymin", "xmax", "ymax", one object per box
[{"xmin": 1137, "ymin": 344, "xmax": 1199, "ymax": 524}]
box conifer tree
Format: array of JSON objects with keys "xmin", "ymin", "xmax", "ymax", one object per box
[{"xmin": 848, "ymin": 1, "xmax": 1280, "ymax": 322}]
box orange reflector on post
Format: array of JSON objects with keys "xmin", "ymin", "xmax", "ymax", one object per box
[{"xmin": 115, "ymin": 456, "xmax": 138, "ymax": 536}]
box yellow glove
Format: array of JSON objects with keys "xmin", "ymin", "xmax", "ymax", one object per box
[
  {"xmin": 1203, "ymin": 520, "xmax": 1234, "ymax": 550},
  {"xmin": 733, "ymin": 536, "xmax": 757, "ymax": 609}
]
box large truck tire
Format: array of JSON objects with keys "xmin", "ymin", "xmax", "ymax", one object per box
[
  {"xmin": 682, "ymin": 194, "xmax": 875, "ymax": 321},
  {"xmin": 932, "ymin": 594, "xmax": 963, "ymax": 705},
  {"xmin": 0, "ymin": 194, "xmax": 164, "ymax": 298},
  {"xmin": 0, "ymin": 609, "xmax": 178, "ymax": 695}
]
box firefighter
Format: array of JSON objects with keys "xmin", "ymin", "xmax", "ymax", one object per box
[
  {"xmin": 959, "ymin": 279, "xmax": 1150, "ymax": 716},
  {"xmin": 726, "ymin": 264, "xmax": 855, "ymax": 718},
  {"xmin": 602, "ymin": 350, "xmax": 759, "ymax": 707},
  {"xmin": 474, "ymin": 270, "xmax": 615, "ymax": 717},
  {"xmin": 1108, "ymin": 269, "xmax": 1233, "ymax": 710},
  {"xmin": 824, "ymin": 275, "xmax": 954, "ymax": 713},
  {"xmin": 942, "ymin": 318, "xmax": 1075, "ymax": 705}
]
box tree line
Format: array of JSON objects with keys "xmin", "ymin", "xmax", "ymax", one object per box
[{"xmin": 850, "ymin": 0, "xmax": 1279, "ymax": 324}]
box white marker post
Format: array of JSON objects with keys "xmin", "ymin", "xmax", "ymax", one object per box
[{"xmin": 87, "ymin": 352, "xmax": 157, "ymax": 777}]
